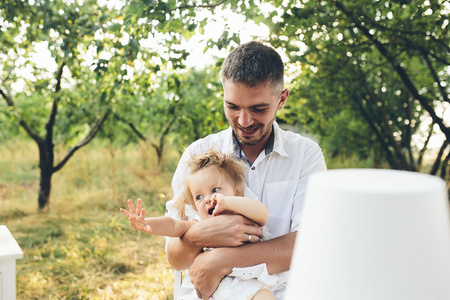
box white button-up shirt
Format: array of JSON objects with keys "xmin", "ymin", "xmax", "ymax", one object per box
[{"xmin": 166, "ymin": 121, "xmax": 327, "ymax": 238}]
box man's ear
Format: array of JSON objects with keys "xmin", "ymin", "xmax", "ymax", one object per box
[{"xmin": 277, "ymin": 88, "xmax": 289, "ymax": 110}]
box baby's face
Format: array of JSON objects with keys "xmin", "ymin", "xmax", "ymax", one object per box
[{"xmin": 189, "ymin": 167, "xmax": 235, "ymax": 220}]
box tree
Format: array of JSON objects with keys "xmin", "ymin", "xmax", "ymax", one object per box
[
  {"xmin": 257, "ymin": 0, "xmax": 449, "ymax": 177},
  {"xmin": 0, "ymin": 0, "xmax": 232, "ymax": 211},
  {"xmin": 112, "ymin": 66, "xmax": 226, "ymax": 165},
  {"xmin": 0, "ymin": 0, "xmax": 116, "ymax": 212}
]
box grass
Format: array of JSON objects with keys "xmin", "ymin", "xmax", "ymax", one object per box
[{"xmin": 1, "ymin": 138, "xmax": 179, "ymax": 299}]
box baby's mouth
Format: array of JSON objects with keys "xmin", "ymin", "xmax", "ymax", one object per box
[
  {"xmin": 207, "ymin": 202, "xmax": 217, "ymax": 215},
  {"xmin": 208, "ymin": 207, "xmax": 215, "ymax": 215}
]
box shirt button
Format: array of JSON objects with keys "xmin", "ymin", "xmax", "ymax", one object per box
[{"xmin": 251, "ymin": 166, "xmax": 255, "ymax": 170}]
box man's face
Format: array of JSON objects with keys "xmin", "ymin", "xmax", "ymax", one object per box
[{"xmin": 223, "ymin": 80, "xmax": 288, "ymax": 146}]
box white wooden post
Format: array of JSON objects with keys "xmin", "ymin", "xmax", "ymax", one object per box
[
  {"xmin": 173, "ymin": 270, "xmax": 182, "ymax": 300},
  {"xmin": 0, "ymin": 225, "xmax": 23, "ymax": 300}
]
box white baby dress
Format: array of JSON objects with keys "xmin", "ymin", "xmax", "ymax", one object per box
[{"xmin": 177, "ymin": 205, "xmax": 286, "ymax": 300}]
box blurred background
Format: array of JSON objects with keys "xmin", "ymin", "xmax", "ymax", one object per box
[{"xmin": 1, "ymin": 0, "xmax": 448, "ymax": 298}]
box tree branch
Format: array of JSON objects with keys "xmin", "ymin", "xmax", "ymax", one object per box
[
  {"xmin": 159, "ymin": 113, "xmax": 177, "ymax": 147},
  {"xmin": 55, "ymin": 61, "xmax": 65, "ymax": 93},
  {"xmin": 417, "ymin": 122, "xmax": 434, "ymax": 168},
  {"xmin": 0, "ymin": 87, "xmax": 13, "ymax": 106},
  {"xmin": 334, "ymin": 0, "xmax": 450, "ymax": 142},
  {"xmin": 352, "ymin": 93, "xmax": 398, "ymax": 168},
  {"xmin": 364, "ymin": 19, "xmax": 450, "ymax": 64},
  {"xmin": 0, "ymin": 86, "xmax": 43, "ymax": 144},
  {"xmin": 45, "ymin": 61, "xmax": 66, "ymax": 145},
  {"xmin": 440, "ymin": 146, "xmax": 449, "ymax": 180},
  {"xmin": 337, "ymin": 1, "xmax": 450, "ymax": 63},
  {"xmin": 430, "ymin": 140, "xmax": 448, "ymax": 176},
  {"xmin": 114, "ymin": 113, "xmax": 148, "ymax": 141},
  {"xmin": 178, "ymin": 0, "xmax": 227, "ymax": 10},
  {"xmin": 422, "ymin": 51, "xmax": 449, "ymax": 104},
  {"xmin": 151, "ymin": 114, "xmax": 178, "ymax": 162},
  {"xmin": 403, "ymin": 92, "xmax": 415, "ymax": 167},
  {"xmin": 353, "ymin": 62, "xmax": 412, "ymax": 170},
  {"xmin": 53, "ymin": 110, "xmax": 110, "ymax": 172}
]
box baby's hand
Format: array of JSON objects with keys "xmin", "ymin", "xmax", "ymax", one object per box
[
  {"xmin": 120, "ymin": 198, "xmax": 152, "ymax": 233},
  {"xmin": 211, "ymin": 193, "xmax": 228, "ymax": 216}
]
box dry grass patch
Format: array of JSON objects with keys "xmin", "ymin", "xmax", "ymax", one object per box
[{"xmin": 1, "ymin": 139, "xmax": 177, "ymax": 299}]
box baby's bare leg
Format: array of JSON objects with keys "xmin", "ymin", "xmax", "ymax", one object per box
[{"xmin": 252, "ymin": 288, "xmax": 276, "ymax": 300}]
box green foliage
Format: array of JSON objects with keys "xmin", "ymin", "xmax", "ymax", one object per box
[
  {"xmin": 0, "ymin": 0, "xmax": 257, "ymax": 151},
  {"xmin": 173, "ymin": 66, "xmax": 227, "ymax": 144},
  {"xmin": 106, "ymin": 66, "xmax": 227, "ymax": 162},
  {"xmin": 3, "ymin": 0, "xmax": 448, "ymax": 211},
  {"xmin": 259, "ymin": 0, "xmax": 449, "ymax": 173},
  {"xmin": 0, "ymin": 0, "xmax": 240, "ymax": 209},
  {"xmin": 0, "ymin": 106, "xmax": 22, "ymax": 141}
]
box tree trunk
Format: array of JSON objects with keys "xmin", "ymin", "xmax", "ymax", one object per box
[
  {"xmin": 430, "ymin": 141, "xmax": 449, "ymax": 176},
  {"xmin": 155, "ymin": 143, "xmax": 164, "ymax": 166},
  {"xmin": 38, "ymin": 168, "xmax": 53, "ymax": 212},
  {"xmin": 37, "ymin": 141, "xmax": 54, "ymax": 212}
]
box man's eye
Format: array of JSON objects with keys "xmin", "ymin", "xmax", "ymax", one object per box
[
  {"xmin": 195, "ymin": 195, "xmax": 203, "ymax": 201},
  {"xmin": 226, "ymin": 105, "xmax": 239, "ymax": 110},
  {"xmin": 252, "ymin": 107, "xmax": 268, "ymax": 112},
  {"xmin": 212, "ymin": 187, "xmax": 220, "ymax": 193}
]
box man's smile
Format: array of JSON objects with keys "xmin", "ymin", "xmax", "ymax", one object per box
[{"xmin": 237, "ymin": 125, "xmax": 260, "ymax": 136}]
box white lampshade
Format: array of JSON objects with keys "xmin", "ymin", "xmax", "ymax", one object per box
[{"xmin": 286, "ymin": 169, "xmax": 450, "ymax": 300}]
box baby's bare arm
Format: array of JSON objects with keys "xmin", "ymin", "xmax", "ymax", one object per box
[
  {"xmin": 145, "ymin": 216, "xmax": 194, "ymax": 237},
  {"xmin": 120, "ymin": 199, "xmax": 193, "ymax": 236},
  {"xmin": 213, "ymin": 194, "xmax": 268, "ymax": 226}
]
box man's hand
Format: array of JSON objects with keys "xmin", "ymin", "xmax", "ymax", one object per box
[
  {"xmin": 185, "ymin": 214, "xmax": 263, "ymax": 248},
  {"xmin": 120, "ymin": 198, "xmax": 152, "ymax": 234},
  {"xmin": 167, "ymin": 214, "xmax": 262, "ymax": 272},
  {"xmin": 189, "ymin": 248, "xmax": 231, "ymax": 300}
]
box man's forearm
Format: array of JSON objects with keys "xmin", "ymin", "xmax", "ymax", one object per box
[
  {"xmin": 167, "ymin": 214, "xmax": 267, "ymax": 270},
  {"xmin": 167, "ymin": 230, "xmax": 204, "ymax": 270},
  {"xmin": 217, "ymin": 231, "xmax": 297, "ymax": 274}
]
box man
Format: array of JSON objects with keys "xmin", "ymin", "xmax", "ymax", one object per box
[{"xmin": 165, "ymin": 41, "xmax": 327, "ymax": 299}]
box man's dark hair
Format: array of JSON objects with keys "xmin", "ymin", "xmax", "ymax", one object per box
[{"xmin": 221, "ymin": 41, "xmax": 284, "ymax": 92}]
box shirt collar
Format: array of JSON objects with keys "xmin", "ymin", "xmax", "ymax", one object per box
[
  {"xmin": 231, "ymin": 122, "xmax": 280, "ymax": 164},
  {"xmin": 272, "ymin": 121, "xmax": 289, "ymax": 158}
]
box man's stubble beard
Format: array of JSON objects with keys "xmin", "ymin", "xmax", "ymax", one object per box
[{"xmin": 230, "ymin": 116, "xmax": 275, "ymax": 146}]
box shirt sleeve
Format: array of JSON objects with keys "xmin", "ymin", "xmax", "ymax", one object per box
[{"xmin": 291, "ymin": 142, "xmax": 327, "ymax": 232}]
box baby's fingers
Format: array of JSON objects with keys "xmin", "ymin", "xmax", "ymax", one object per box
[
  {"xmin": 120, "ymin": 208, "xmax": 131, "ymax": 217},
  {"xmin": 127, "ymin": 199, "xmax": 136, "ymax": 214},
  {"xmin": 212, "ymin": 206, "xmax": 224, "ymax": 216},
  {"xmin": 136, "ymin": 198, "xmax": 142, "ymax": 213}
]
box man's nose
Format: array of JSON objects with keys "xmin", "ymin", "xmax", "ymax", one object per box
[{"xmin": 238, "ymin": 110, "xmax": 253, "ymax": 127}]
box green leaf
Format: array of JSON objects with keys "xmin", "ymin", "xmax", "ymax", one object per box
[{"xmin": 108, "ymin": 23, "xmax": 121, "ymax": 32}]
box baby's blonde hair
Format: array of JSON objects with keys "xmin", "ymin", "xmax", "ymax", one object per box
[{"xmin": 175, "ymin": 149, "xmax": 246, "ymax": 220}]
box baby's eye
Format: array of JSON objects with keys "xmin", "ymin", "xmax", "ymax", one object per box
[
  {"xmin": 212, "ymin": 187, "xmax": 220, "ymax": 193},
  {"xmin": 195, "ymin": 195, "xmax": 203, "ymax": 201}
]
